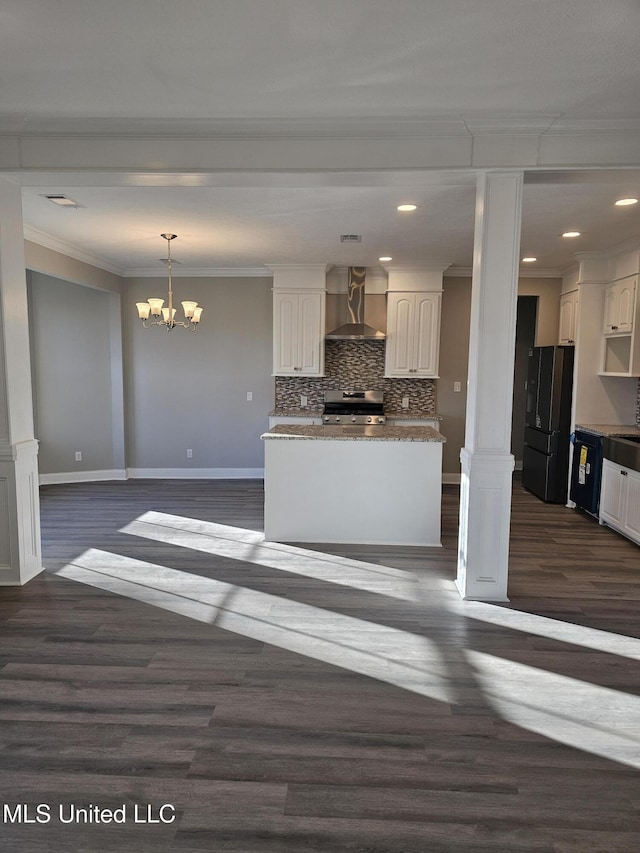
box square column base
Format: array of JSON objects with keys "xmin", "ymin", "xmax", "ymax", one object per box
[
  {"xmin": 0, "ymin": 440, "xmax": 43, "ymax": 585},
  {"xmin": 456, "ymin": 448, "xmax": 514, "ymax": 601}
]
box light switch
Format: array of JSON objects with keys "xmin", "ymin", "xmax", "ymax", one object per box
[
  {"xmin": 453, "ymin": 381, "xmax": 462, "ymax": 393},
  {"xmin": 246, "ymin": 391, "xmax": 253, "ymax": 401},
  {"xmin": 401, "ymin": 396, "xmax": 410, "ymax": 409},
  {"xmin": 300, "ymin": 395, "xmax": 308, "ymax": 408}
]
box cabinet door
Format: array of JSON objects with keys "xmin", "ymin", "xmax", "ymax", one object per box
[
  {"xmin": 599, "ymin": 459, "xmax": 626, "ymax": 530},
  {"xmin": 273, "ymin": 290, "xmax": 325, "ymax": 376},
  {"xmin": 603, "ymin": 283, "xmax": 618, "ymax": 334},
  {"xmin": 385, "ymin": 291, "xmax": 441, "ymax": 377},
  {"xmin": 384, "ymin": 293, "xmax": 416, "ymax": 376},
  {"xmin": 414, "ymin": 292, "xmax": 441, "ymax": 376},
  {"xmin": 622, "ymin": 468, "xmax": 640, "ymax": 545},
  {"xmin": 273, "ymin": 291, "xmax": 299, "ymax": 374},
  {"xmin": 616, "ymin": 278, "xmax": 636, "ymax": 333},
  {"xmin": 558, "ymin": 290, "xmax": 578, "ymax": 345},
  {"xmin": 603, "ymin": 278, "xmax": 636, "ymax": 334},
  {"xmin": 297, "ymin": 292, "xmax": 324, "ymax": 375}
]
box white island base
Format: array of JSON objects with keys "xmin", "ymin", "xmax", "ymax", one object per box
[{"xmin": 262, "ymin": 426, "xmax": 444, "ymax": 546}]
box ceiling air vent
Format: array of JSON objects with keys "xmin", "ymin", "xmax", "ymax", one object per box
[
  {"xmin": 340, "ymin": 234, "xmax": 362, "ymax": 243},
  {"xmin": 41, "ymin": 194, "xmax": 82, "ymax": 208}
]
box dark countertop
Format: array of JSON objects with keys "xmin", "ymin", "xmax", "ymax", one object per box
[{"xmin": 575, "ymin": 423, "xmax": 640, "ymax": 437}]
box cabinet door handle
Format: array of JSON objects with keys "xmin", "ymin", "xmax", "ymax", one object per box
[
  {"xmin": 621, "ymin": 470, "xmax": 628, "ymax": 476},
  {"xmin": 611, "ymin": 325, "xmax": 619, "ymax": 330}
]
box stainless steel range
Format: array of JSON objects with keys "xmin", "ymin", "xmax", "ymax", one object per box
[{"xmin": 322, "ymin": 390, "xmax": 386, "ymax": 425}]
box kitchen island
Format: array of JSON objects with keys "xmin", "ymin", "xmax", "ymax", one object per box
[{"xmin": 261, "ymin": 424, "xmax": 445, "ymax": 546}]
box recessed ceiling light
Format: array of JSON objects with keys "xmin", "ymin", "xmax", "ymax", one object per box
[
  {"xmin": 378, "ymin": 256, "xmax": 392, "ymax": 262},
  {"xmin": 397, "ymin": 204, "xmax": 418, "ymax": 212},
  {"xmin": 562, "ymin": 231, "xmax": 581, "ymax": 238},
  {"xmin": 614, "ymin": 197, "xmax": 638, "ymax": 206},
  {"xmin": 41, "ymin": 193, "xmax": 81, "ymax": 207},
  {"xmin": 522, "ymin": 257, "xmax": 537, "ymax": 263}
]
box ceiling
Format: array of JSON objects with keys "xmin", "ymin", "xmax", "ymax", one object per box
[{"xmin": 4, "ymin": 0, "xmax": 640, "ymax": 275}]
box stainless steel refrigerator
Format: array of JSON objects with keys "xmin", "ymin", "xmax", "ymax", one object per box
[{"xmin": 521, "ymin": 345, "xmax": 574, "ymax": 503}]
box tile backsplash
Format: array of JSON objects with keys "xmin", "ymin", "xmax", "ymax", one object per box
[{"xmin": 274, "ymin": 340, "xmax": 436, "ymax": 415}]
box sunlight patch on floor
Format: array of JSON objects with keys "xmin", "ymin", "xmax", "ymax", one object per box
[
  {"xmin": 54, "ymin": 548, "xmax": 455, "ymax": 704},
  {"xmin": 51, "ymin": 513, "xmax": 640, "ymax": 771},
  {"xmin": 449, "ymin": 597, "xmax": 640, "ymax": 663},
  {"xmin": 120, "ymin": 511, "xmax": 422, "ymax": 600},
  {"xmin": 469, "ymin": 650, "xmax": 640, "ymax": 769}
]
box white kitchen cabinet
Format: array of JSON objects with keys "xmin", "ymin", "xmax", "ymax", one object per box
[
  {"xmin": 602, "ymin": 277, "xmax": 636, "ymax": 335},
  {"xmin": 558, "ymin": 289, "xmax": 579, "ymax": 345},
  {"xmin": 273, "ymin": 290, "xmax": 325, "ymax": 376},
  {"xmin": 384, "ymin": 291, "xmax": 441, "ymax": 378},
  {"xmin": 600, "ymin": 458, "xmax": 640, "ymax": 546},
  {"xmin": 600, "ymin": 276, "xmax": 640, "ymax": 376}
]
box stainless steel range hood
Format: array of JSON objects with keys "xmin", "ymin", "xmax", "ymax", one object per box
[{"xmin": 325, "ymin": 267, "xmax": 385, "ymax": 340}]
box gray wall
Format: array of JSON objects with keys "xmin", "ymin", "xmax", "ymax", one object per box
[
  {"xmin": 123, "ymin": 276, "xmax": 273, "ymax": 471},
  {"xmin": 27, "ymin": 272, "xmax": 116, "ymax": 474},
  {"xmin": 25, "ymin": 240, "xmax": 122, "ymax": 294}
]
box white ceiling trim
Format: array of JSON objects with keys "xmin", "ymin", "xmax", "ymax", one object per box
[
  {"xmin": 125, "ymin": 267, "xmax": 271, "ymax": 278},
  {"xmin": 23, "ymin": 225, "xmax": 124, "ymax": 276},
  {"xmin": 444, "ymin": 266, "xmax": 563, "ymax": 279}
]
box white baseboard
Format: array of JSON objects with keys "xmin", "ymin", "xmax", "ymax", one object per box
[
  {"xmin": 126, "ymin": 467, "xmax": 264, "ymax": 479},
  {"xmin": 442, "ymin": 473, "xmax": 461, "ymax": 485},
  {"xmin": 39, "ymin": 469, "xmax": 127, "ymax": 485}
]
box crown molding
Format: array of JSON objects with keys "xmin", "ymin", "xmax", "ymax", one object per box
[
  {"xmin": 5, "ymin": 115, "xmax": 640, "ymax": 141},
  {"xmin": 1, "ymin": 116, "xmax": 471, "ymax": 140},
  {"xmin": 125, "ymin": 267, "xmax": 271, "ymax": 278},
  {"xmin": 23, "ymin": 225, "xmax": 125, "ymax": 276},
  {"xmin": 444, "ymin": 265, "xmax": 563, "ymax": 278}
]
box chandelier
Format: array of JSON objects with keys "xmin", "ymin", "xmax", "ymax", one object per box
[{"xmin": 135, "ymin": 234, "xmax": 203, "ymax": 331}]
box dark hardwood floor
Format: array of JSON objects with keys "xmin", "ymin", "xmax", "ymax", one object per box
[{"xmin": 1, "ymin": 477, "xmax": 640, "ymax": 852}]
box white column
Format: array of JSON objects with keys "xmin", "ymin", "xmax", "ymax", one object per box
[
  {"xmin": 456, "ymin": 171, "xmax": 523, "ymax": 601},
  {"xmin": 0, "ymin": 177, "xmax": 42, "ymax": 585}
]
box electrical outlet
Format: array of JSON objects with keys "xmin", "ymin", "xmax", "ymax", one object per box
[
  {"xmin": 454, "ymin": 381, "xmax": 462, "ymax": 392},
  {"xmin": 401, "ymin": 396, "xmax": 409, "ymax": 409},
  {"xmin": 300, "ymin": 395, "xmax": 308, "ymax": 408},
  {"xmin": 74, "ymin": 451, "xmax": 82, "ymax": 462},
  {"xmin": 246, "ymin": 391, "xmax": 253, "ymax": 401},
  {"xmin": 186, "ymin": 449, "xmax": 193, "ymax": 459}
]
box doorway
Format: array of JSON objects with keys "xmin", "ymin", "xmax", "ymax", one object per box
[{"xmin": 511, "ymin": 296, "xmax": 538, "ymax": 466}]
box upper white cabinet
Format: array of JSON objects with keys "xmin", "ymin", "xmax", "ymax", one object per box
[
  {"xmin": 269, "ymin": 265, "xmax": 327, "ymax": 377},
  {"xmin": 273, "ymin": 290, "xmax": 325, "ymax": 375},
  {"xmin": 603, "ymin": 277, "xmax": 636, "ymax": 335},
  {"xmin": 385, "ymin": 291, "xmax": 441, "ymax": 377},
  {"xmin": 558, "ymin": 289, "xmax": 579, "ymax": 345},
  {"xmin": 600, "ymin": 275, "xmax": 640, "ymax": 376},
  {"xmin": 383, "ymin": 265, "xmax": 448, "ymax": 379}
]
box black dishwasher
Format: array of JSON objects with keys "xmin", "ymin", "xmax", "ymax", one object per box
[{"xmin": 569, "ymin": 430, "xmax": 603, "ymax": 517}]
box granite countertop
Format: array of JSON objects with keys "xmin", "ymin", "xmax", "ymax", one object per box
[
  {"xmin": 384, "ymin": 412, "xmax": 442, "ymax": 420},
  {"xmin": 269, "ymin": 409, "xmax": 442, "ymax": 420},
  {"xmin": 262, "ymin": 424, "xmax": 446, "ymax": 442},
  {"xmin": 269, "ymin": 409, "xmax": 323, "ymax": 417},
  {"xmin": 576, "ymin": 423, "xmax": 640, "ymax": 437}
]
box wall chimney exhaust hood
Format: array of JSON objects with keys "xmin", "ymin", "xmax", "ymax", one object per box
[{"xmin": 325, "ymin": 267, "xmax": 385, "ymax": 340}]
